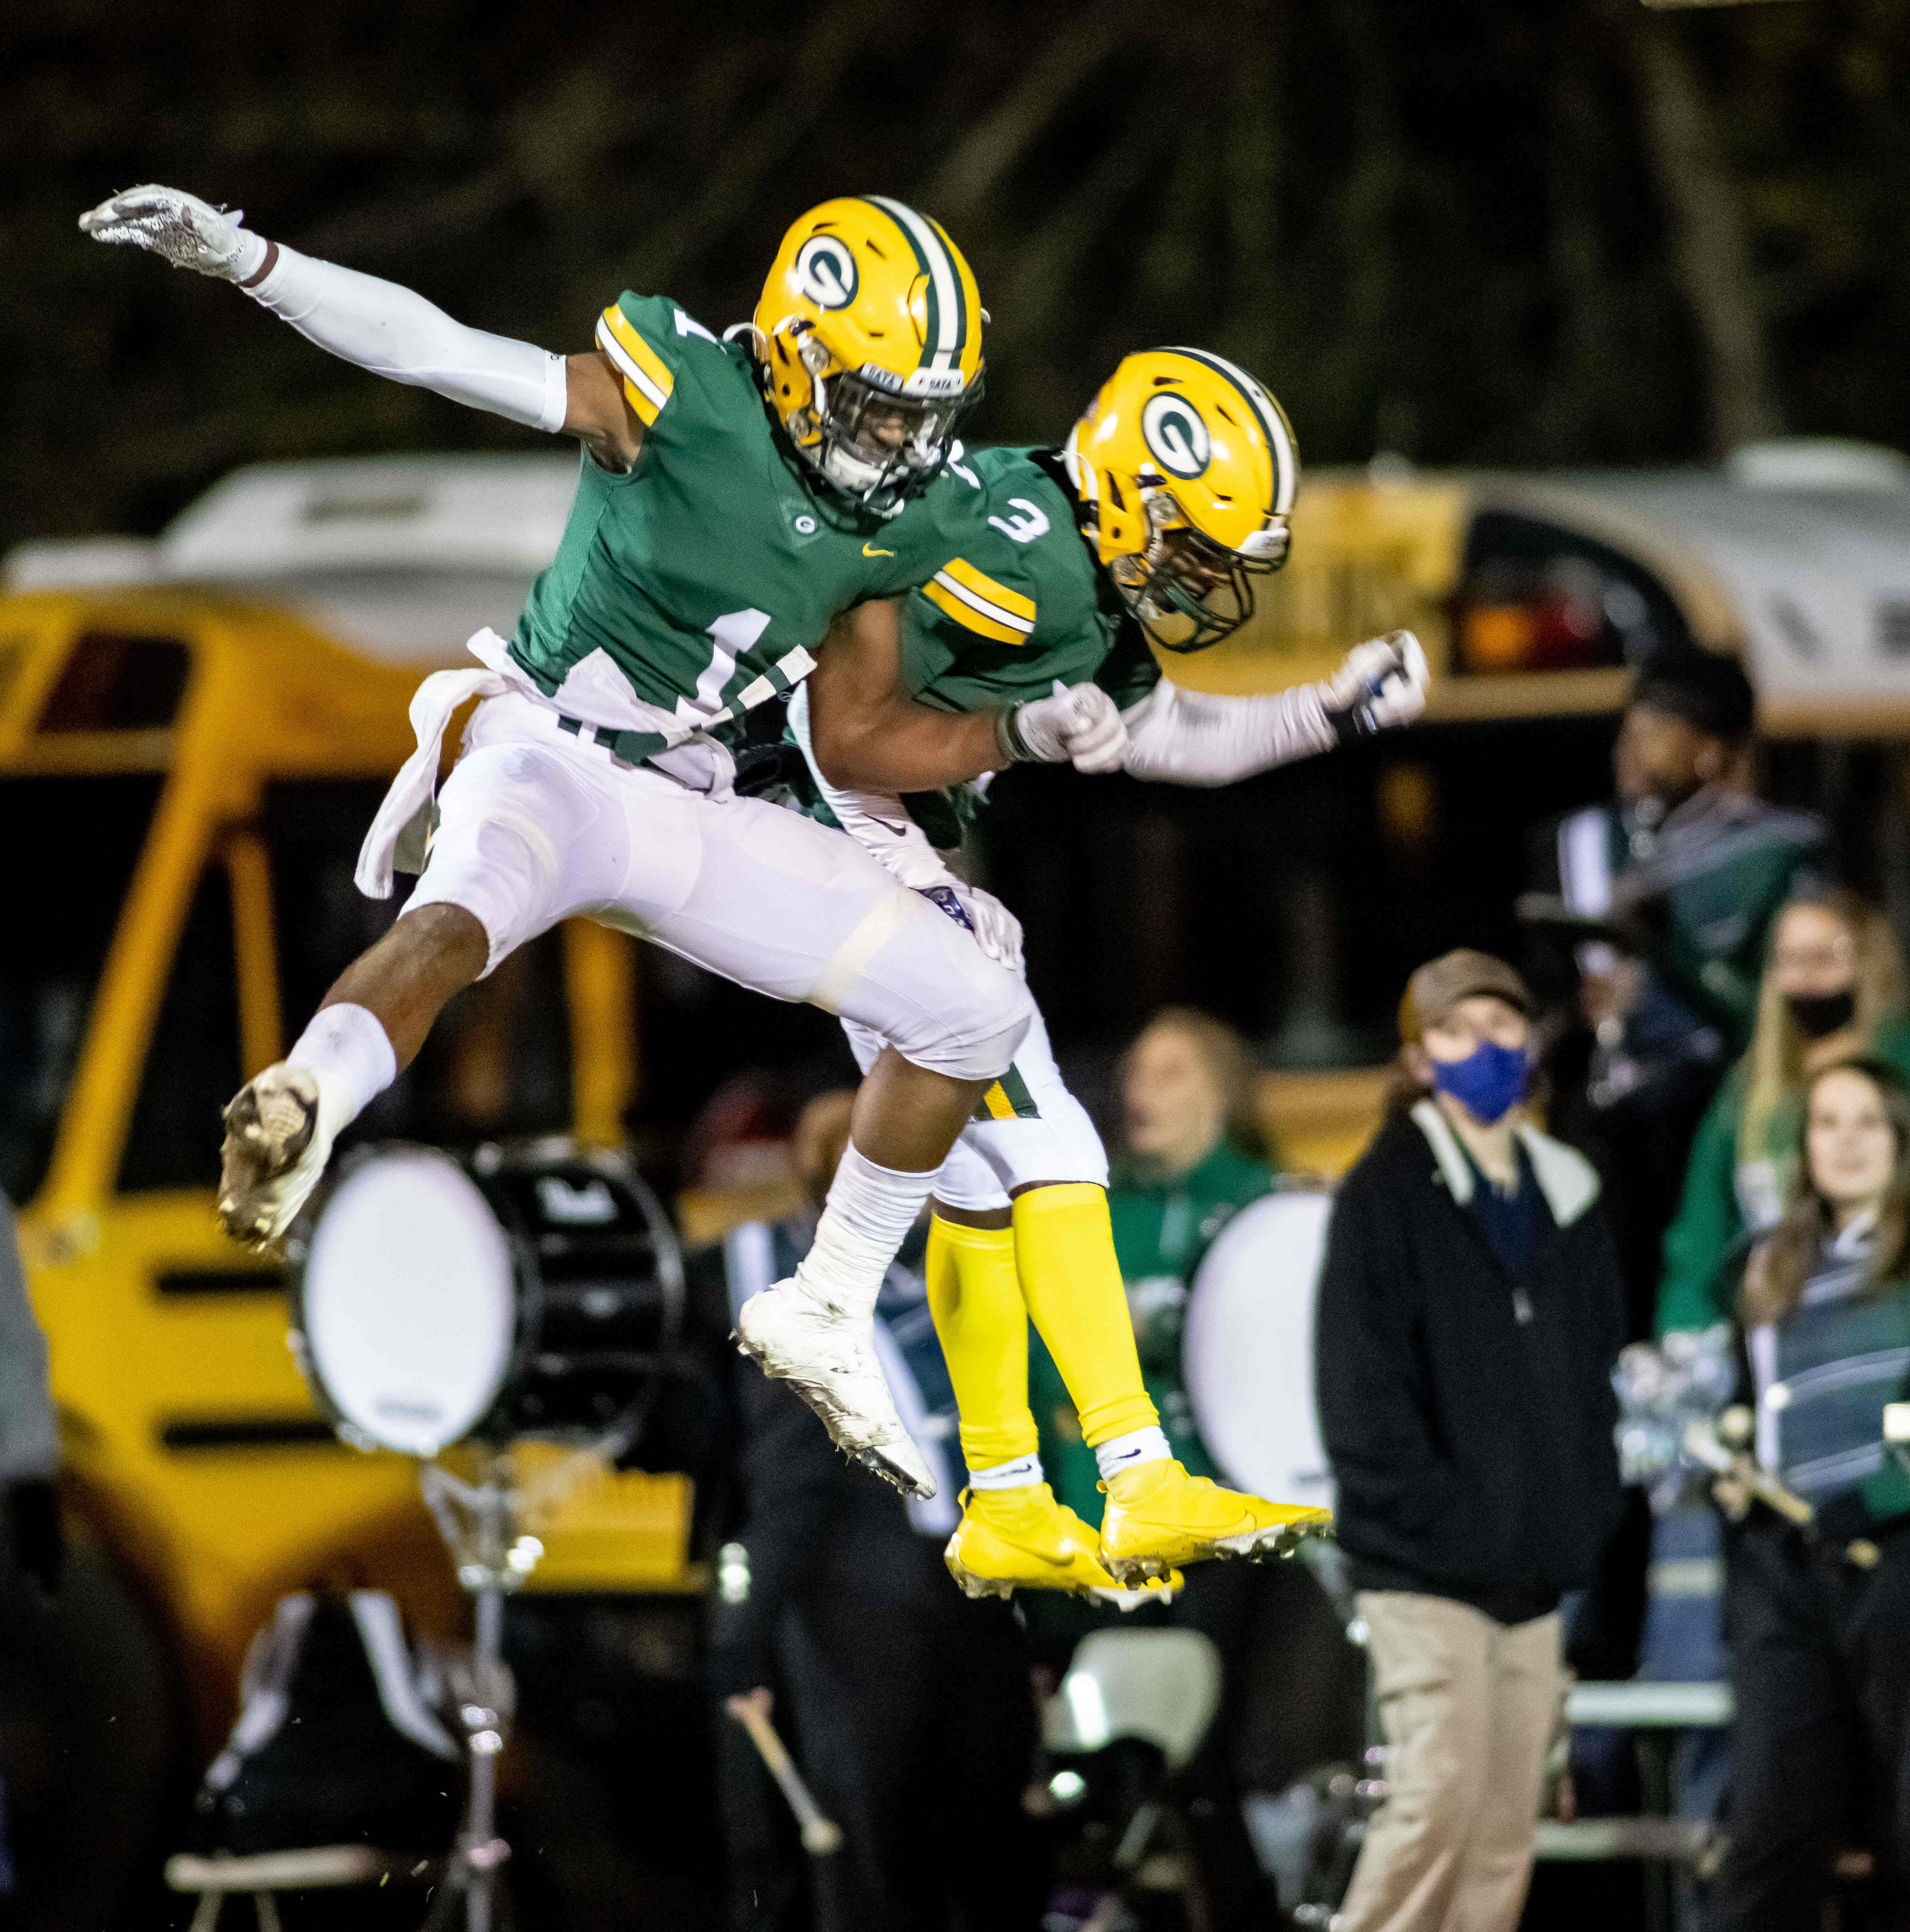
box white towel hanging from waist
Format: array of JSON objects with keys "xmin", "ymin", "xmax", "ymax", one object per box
[{"xmin": 353, "ymin": 629, "xmax": 533, "ymax": 898}]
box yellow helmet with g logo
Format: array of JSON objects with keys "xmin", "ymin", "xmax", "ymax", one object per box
[
  {"xmin": 1063, "ymin": 347, "xmax": 1298, "ymax": 652},
  {"xmin": 754, "ymin": 196, "xmax": 986, "ymax": 515}
]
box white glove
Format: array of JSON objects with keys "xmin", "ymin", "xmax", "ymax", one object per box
[
  {"xmin": 80, "ymin": 184, "xmax": 268, "ymax": 281},
  {"xmin": 1319, "ymin": 629, "xmax": 1428, "ymax": 742},
  {"xmin": 83, "ymin": 186, "xmax": 568, "ymax": 432},
  {"xmin": 917, "ymin": 882, "xmax": 1025, "ymax": 974},
  {"xmin": 1008, "ymin": 680, "xmax": 1130, "ymax": 773}
]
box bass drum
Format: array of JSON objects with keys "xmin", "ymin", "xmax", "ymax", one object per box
[
  {"xmin": 290, "ymin": 1139, "xmax": 685, "ymax": 1459},
  {"xmin": 1182, "ymin": 1190, "xmax": 1333, "ymax": 1512}
]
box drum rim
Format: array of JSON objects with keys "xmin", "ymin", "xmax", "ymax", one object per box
[{"xmin": 289, "ymin": 1137, "xmax": 686, "ymax": 1457}]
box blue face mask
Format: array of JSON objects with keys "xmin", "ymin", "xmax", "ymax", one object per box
[{"xmin": 1431, "ymin": 1038, "xmax": 1529, "ymax": 1125}]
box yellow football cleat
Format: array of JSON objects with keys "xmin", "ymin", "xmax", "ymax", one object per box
[
  {"xmin": 944, "ymin": 1484, "xmax": 1181, "ymax": 1610},
  {"xmin": 1098, "ymin": 1459, "xmax": 1332, "ymax": 1581}
]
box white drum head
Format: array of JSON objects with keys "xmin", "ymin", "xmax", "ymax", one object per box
[
  {"xmin": 1182, "ymin": 1191, "xmax": 1333, "ymax": 1511},
  {"xmin": 302, "ymin": 1149, "xmax": 517, "ymax": 1456}
]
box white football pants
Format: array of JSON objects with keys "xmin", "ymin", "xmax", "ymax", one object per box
[
  {"xmin": 404, "ymin": 694, "xmax": 1032, "ymax": 1084},
  {"xmin": 841, "ymin": 1001, "xmax": 1109, "ymax": 1211}
]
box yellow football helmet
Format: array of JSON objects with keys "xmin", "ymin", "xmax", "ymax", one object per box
[
  {"xmin": 754, "ymin": 196, "xmax": 986, "ymax": 514},
  {"xmin": 1063, "ymin": 347, "xmax": 1299, "ymax": 652}
]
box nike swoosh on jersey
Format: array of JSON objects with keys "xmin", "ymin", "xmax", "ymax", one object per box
[{"xmin": 862, "ymin": 541, "xmax": 896, "ymax": 557}]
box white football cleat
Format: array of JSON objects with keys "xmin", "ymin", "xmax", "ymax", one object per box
[
  {"xmin": 217, "ymin": 1064, "xmax": 334, "ymax": 1249},
  {"xmin": 734, "ymin": 1283, "xmax": 937, "ymax": 1500}
]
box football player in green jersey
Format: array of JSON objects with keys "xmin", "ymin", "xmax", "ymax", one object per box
[
  {"xmin": 81, "ymin": 186, "xmax": 1121, "ymax": 1499},
  {"xmin": 792, "ymin": 348, "xmax": 1427, "ymax": 1594}
]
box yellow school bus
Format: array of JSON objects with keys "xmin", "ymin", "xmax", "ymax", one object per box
[
  {"xmin": 1210, "ymin": 437, "xmax": 1910, "ymax": 1169},
  {"xmin": 2, "ymin": 459, "xmax": 695, "ymax": 1784}
]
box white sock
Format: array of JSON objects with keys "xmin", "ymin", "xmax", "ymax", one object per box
[
  {"xmin": 1094, "ymin": 1426, "xmax": 1171, "ymax": 1483},
  {"xmin": 288, "ymin": 1003, "xmax": 397, "ymax": 1136},
  {"xmin": 790, "ymin": 1141, "xmax": 935, "ymax": 1320},
  {"xmin": 968, "ymin": 1452, "xmax": 1043, "ymax": 1491}
]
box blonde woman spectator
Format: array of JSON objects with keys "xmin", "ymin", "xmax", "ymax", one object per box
[{"xmin": 1657, "ymin": 890, "xmax": 1910, "ymax": 1337}]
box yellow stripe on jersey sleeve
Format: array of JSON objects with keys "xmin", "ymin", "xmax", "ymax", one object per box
[
  {"xmin": 921, "ymin": 557, "xmax": 1037, "ymax": 645},
  {"xmin": 595, "ymin": 306, "xmax": 676, "ymax": 425}
]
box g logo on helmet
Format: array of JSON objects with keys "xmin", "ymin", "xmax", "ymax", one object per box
[
  {"xmin": 794, "ymin": 237, "xmax": 859, "ymax": 310},
  {"xmin": 1140, "ymin": 393, "xmax": 1212, "ymax": 481}
]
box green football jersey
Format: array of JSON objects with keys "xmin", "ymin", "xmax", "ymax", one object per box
[
  {"xmin": 787, "ymin": 445, "xmax": 1155, "ymax": 1131},
  {"xmin": 903, "ymin": 443, "xmax": 1159, "ymax": 716},
  {"xmin": 795, "ymin": 443, "xmax": 1157, "ymax": 844},
  {"xmin": 509, "ymin": 291, "xmax": 974, "ymax": 762}
]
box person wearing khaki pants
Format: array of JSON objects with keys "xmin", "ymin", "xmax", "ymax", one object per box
[
  {"xmin": 1339, "ymin": 1594, "xmax": 1562, "ymax": 1932},
  {"xmin": 1315, "ymin": 952, "xmax": 1624, "ymax": 1932}
]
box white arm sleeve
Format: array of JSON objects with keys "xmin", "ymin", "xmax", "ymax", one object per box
[
  {"xmin": 786, "ymin": 684, "xmax": 955, "ymax": 890},
  {"xmin": 1118, "ymin": 677, "xmax": 1335, "ymax": 787},
  {"xmin": 243, "ymin": 243, "xmax": 569, "ymax": 432}
]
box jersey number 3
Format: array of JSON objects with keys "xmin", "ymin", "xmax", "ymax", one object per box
[{"xmin": 988, "ymin": 498, "xmax": 1050, "ymax": 544}]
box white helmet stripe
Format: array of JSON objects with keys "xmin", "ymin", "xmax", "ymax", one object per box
[
  {"xmin": 1061, "ymin": 423, "xmax": 1096, "ymax": 505},
  {"xmin": 867, "ymin": 194, "xmax": 961, "ymax": 370},
  {"xmin": 1167, "ymin": 346, "xmax": 1298, "ymax": 516}
]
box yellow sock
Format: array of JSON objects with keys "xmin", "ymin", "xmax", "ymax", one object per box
[
  {"xmin": 1013, "ymin": 1183, "xmax": 1159, "ymax": 1447},
  {"xmin": 926, "ymin": 1216, "xmax": 1040, "ymax": 1471}
]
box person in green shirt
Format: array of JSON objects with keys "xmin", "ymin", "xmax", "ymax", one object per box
[
  {"xmin": 1657, "ymin": 889, "xmax": 1910, "ymax": 1338},
  {"xmin": 1036, "ymin": 1008, "xmax": 1279, "ymax": 1527}
]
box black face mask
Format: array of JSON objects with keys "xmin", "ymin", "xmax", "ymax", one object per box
[{"xmin": 1786, "ymin": 989, "xmax": 1857, "ymax": 1040}]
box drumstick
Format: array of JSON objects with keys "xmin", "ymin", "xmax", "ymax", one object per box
[
  {"xmin": 1682, "ymin": 1417, "xmax": 1815, "ymax": 1526},
  {"xmin": 726, "ymin": 1691, "xmax": 843, "ymax": 1856}
]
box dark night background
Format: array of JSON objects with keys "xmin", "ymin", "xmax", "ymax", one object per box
[{"xmin": 10, "ymin": 0, "xmax": 1910, "ymax": 542}]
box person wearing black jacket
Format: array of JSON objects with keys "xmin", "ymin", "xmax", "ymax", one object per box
[{"xmin": 1316, "ymin": 950, "xmax": 1625, "ymax": 1932}]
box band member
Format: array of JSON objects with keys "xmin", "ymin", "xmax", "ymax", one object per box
[
  {"xmin": 1720, "ymin": 1057, "xmax": 1910, "ymax": 1929},
  {"xmin": 1528, "ymin": 645, "xmax": 1824, "ymax": 1337},
  {"xmin": 709, "ymin": 1091, "xmax": 1040, "ymax": 1932},
  {"xmin": 1659, "ymin": 889, "xmax": 1910, "ymax": 1337}
]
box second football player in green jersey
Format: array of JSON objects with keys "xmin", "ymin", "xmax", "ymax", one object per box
[
  {"xmin": 793, "ymin": 348, "xmax": 1430, "ymax": 1597},
  {"xmin": 902, "ymin": 443, "xmax": 1161, "ymax": 714},
  {"xmin": 793, "ymin": 426, "xmax": 1417, "ymax": 861}
]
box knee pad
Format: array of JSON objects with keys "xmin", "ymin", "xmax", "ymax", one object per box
[
  {"xmin": 969, "ymin": 1094, "xmax": 1110, "ymax": 1196},
  {"xmin": 408, "ymin": 759, "xmax": 572, "ymax": 975},
  {"xmin": 900, "ymin": 969, "xmax": 1033, "ymax": 1084}
]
